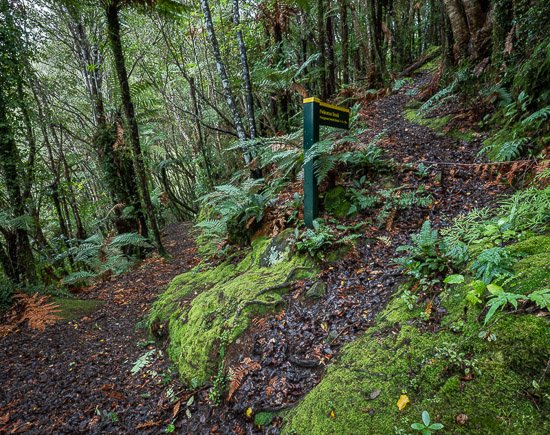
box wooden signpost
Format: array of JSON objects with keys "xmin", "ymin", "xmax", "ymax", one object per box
[{"xmin": 303, "ymin": 97, "xmax": 350, "ymax": 228}]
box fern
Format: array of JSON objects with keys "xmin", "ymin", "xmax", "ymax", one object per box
[
  {"xmin": 131, "ymin": 350, "xmax": 156, "ymax": 375},
  {"xmin": 197, "ymin": 178, "xmax": 269, "ymax": 248},
  {"xmin": 109, "ymin": 233, "xmax": 152, "ymax": 249},
  {"xmin": 528, "ymin": 288, "xmax": 550, "ymax": 310},
  {"xmin": 63, "ymin": 271, "xmax": 97, "ymax": 285},
  {"xmin": 471, "ymin": 247, "xmax": 514, "ymax": 284},
  {"xmin": 0, "ymin": 212, "xmax": 34, "ymax": 231},
  {"xmin": 521, "ymin": 105, "xmax": 550, "ymax": 126},
  {"xmin": 498, "ymin": 186, "xmax": 550, "ymax": 232}
]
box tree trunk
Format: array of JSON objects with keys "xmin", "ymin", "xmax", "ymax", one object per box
[
  {"xmin": 105, "ymin": 1, "xmax": 165, "ymax": 255},
  {"xmin": 326, "ymin": 9, "xmax": 336, "ymax": 95},
  {"xmin": 339, "ymin": 0, "xmax": 350, "ymax": 85},
  {"xmin": 232, "ymin": 0, "xmax": 257, "ymax": 139},
  {"xmin": 318, "ymin": 0, "xmax": 328, "ymax": 99},
  {"xmin": 443, "ymin": 0, "xmax": 470, "ymax": 60},
  {"xmin": 200, "ymin": 0, "xmax": 253, "ymax": 166},
  {"xmin": 0, "ymin": 93, "xmax": 36, "ymax": 284}
]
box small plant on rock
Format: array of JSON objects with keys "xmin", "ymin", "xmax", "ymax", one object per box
[{"xmin": 411, "ymin": 411, "xmax": 444, "ymax": 434}]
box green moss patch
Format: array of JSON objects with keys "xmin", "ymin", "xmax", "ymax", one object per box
[
  {"xmin": 148, "ymin": 232, "xmax": 315, "ymax": 384},
  {"xmin": 53, "ymin": 297, "xmax": 104, "ymax": 321},
  {"xmin": 324, "ymin": 186, "xmax": 352, "ymax": 217},
  {"xmin": 284, "ymin": 238, "xmax": 550, "ymax": 434},
  {"xmin": 404, "ymin": 107, "xmax": 475, "ymax": 142}
]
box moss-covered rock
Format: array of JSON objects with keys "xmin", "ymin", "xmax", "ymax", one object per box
[
  {"xmin": 148, "ymin": 233, "xmax": 315, "ymax": 384},
  {"xmin": 324, "ymin": 186, "xmax": 352, "ymax": 217},
  {"xmin": 284, "ymin": 238, "xmax": 550, "ymax": 434},
  {"xmin": 508, "ymin": 235, "xmax": 550, "ymax": 295}
]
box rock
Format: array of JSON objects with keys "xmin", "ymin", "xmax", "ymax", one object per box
[
  {"xmin": 323, "ymin": 186, "xmax": 352, "ymax": 217},
  {"xmin": 305, "ymin": 281, "xmax": 327, "ymax": 299},
  {"xmin": 455, "ymin": 413, "xmax": 469, "ymax": 425},
  {"xmin": 259, "ymin": 229, "xmax": 294, "ymax": 268}
]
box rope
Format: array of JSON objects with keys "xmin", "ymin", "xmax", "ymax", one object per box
[{"xmin": 401, "ymin": 158, "xmax": 543, "ymax": 168}]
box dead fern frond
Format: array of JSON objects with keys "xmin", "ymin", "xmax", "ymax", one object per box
[
  {"xmin": 251, "ymin": 317, "xmax": 266, "ymax": 329},
  {"xmin": 227, "ymin": 357, "xmax": 261, "ymax": 401},
  {"xmin": 15, "ymin": 293, "xmax": 61, "ymax": 331}
]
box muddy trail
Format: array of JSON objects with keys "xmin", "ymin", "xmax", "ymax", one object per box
[{"xmin": 0, "ymin": 75, "xmax": 509, "ymax": 434}]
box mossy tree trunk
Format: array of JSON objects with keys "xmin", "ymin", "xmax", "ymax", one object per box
[{"xmin": 105, "ymin": 1, "xmax": 166, "ymax": 255}]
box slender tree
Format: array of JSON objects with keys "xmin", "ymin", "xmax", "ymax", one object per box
[
  {"xmin": 199, "ymin": 0, "xmax": 252, "ymax": 164},
  {"xmin": 232, "ymin": 0, "xmax": 257, "ymax": 140}
]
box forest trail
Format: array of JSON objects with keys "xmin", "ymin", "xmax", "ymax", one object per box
[
  {"xmin": 0, "ymin": 75, "xmax": 509, "ymax": 434},
  {"xmin": 0, "ymin": 224, "xmax": 198, "ymax": 433}
]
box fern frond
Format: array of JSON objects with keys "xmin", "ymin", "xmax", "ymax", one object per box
[{"xmin": 109, "ymin": 232, "xmax": 152, "ymax": 248}]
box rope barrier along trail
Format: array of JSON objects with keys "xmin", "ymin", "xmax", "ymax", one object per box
[{"xmin": 402, "ymin": 158, "xmax": 543, "ymax": 168}]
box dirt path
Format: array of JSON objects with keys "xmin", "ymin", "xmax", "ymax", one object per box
[{"xmin": 0, "ymin": 223, "xmax": 197, "ymax": 433}]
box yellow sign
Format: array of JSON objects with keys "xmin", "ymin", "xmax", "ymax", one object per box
[{"xmin": 303, "ymin": 97, "xmax": 350, "ymax": 129}]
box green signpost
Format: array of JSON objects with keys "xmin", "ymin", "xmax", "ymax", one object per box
[{"xmin": 303, "ymin": 97, "xmax": 350, "ymax": 228}]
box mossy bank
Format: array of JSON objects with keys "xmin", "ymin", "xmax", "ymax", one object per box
[
  {"xmin": 147, "ymin": 231, "xmax": 315, "ymax": 384},
  {"xmin": 283, "ymin": 235, "xmax": 550, "ymax": 434}
]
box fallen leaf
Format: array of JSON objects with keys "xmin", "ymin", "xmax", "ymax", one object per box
[
  {"xmin": 397, "ymin": 394, "xmax": 410, "ymax": 411},
  {"xmin": 135, "ymin": 421, "xmax": 161, "ymax": 429},
  {"xmin": 329, "ymin": 410, "xmax": 336, "ymax": 419},
  {"xmin": 172, "ymin": 400, "xmax": 181, "ymax": 418},
  {"xmin": 245, "ymin": 407, "xmax": 253, "ymax": 418}
]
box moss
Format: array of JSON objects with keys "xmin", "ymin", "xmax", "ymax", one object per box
[
  {"xmin": 284, "ymin": 278, "xmax": 550, "ymax": 434},
  {"xmin": 254, "ymin": 411, "xmax": 275, "ymax": 427},
  {"xmin": 53, "ymin": 297, "xmax": 104, "ymax": 321},
  {"xmin": 403, "ymin": 108, "xmax": 475, "ymax": 142},
  {"xmin": 148, "ymin": 234, "xmax": 315, "ymax": 384},
  {"xmin": 323, "ymin": 186, "xmax": 352, "ymax": 217},
  {"xmin": 509, "ymin": 235, "xmax": 550, "ymax": 256},
  {"xmin": 507, "ymin": 235, "xmax": 550, "ymax": 294}
]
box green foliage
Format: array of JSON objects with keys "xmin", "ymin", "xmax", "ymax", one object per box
[
  {"xmin": 196, "ymin": 178, "xmax": 269, "ymax": 250},
  {"xmin": 471, "ymin": 247, "xmax": 515, "ymax": 284},
  {"xmin": 0, "ymin": 276, "xmax": 15, "ymax": 311},
  {"xmin": 396, "ymin": 221, "xmax": 455, "ymax": 289},
  {"xmin": 131, "ymin": 349, "xmax": 156, "ymax": 375},
  {"xmin": 481, "ymin": 88, "xmax": 549, "ymax": 161},
  {"xmin": 528, "ymin": 288, "xmax": 550, "ymax": 310},
  {"xmin": 304, "ymin": 131, "xmax": 384, "ymax": 183},
  {"xmin": 410, "ymin": 411, "xmax": 444, "ymax": 434},
  {"xmin": 420, "ymin": 66, "xmax": 470, "ymax": 114},
  {"xmin": 484, "ymin": 283, "xmax": 523, "ymax": 324},
  {"xmin": 295, "ymin": 220, "xmax": 335, "ymax": 259},
  {"xmin": 60, "ymin": 232, "xmax": 151, "ymax": 285},
  {"xmin": 392, "ymin": 77, "xmax": 413, "ymax": 92}
]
